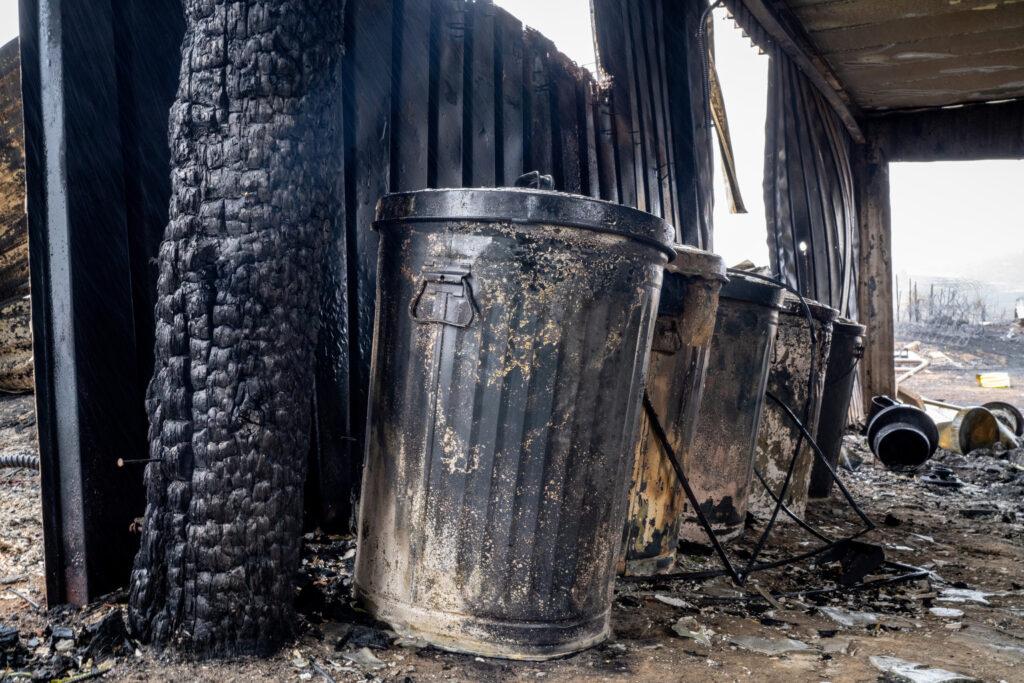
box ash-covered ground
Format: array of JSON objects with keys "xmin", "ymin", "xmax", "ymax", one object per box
[{"xmin": 1, "ymin": 392, "xmax": 1023, "ymax": 682}]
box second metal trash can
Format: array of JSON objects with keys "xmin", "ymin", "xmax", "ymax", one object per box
[
  {"xmin": 354, "ymin": 188, "xmax": 675, "ymax": 660},
  {"xmin": 808, "ymin": 319, "xmax": 865, "ymax": 499},
  {"xmin": 678, "ymin": 273, "xmax": 784, "ymax": 544},
  {"xmin": 620, "ymin": 246, "xmax": 726, "ymax": 576},
  {"xmin": 749, "ymin": 294, "xmax": 837, "ymax": 521}
]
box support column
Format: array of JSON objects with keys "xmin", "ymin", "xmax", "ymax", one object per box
[{"xmin": 854, "ymin": 140, "xmax": 895, "ymax": 406}]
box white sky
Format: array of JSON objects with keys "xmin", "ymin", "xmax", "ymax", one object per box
[
  {"xmin": 3, "ymin": 0, "xmax": 1021, "ymax": 295},
  {"xmin": 1, "ymin": 1, "xmax": 16, "ymax": 45}
]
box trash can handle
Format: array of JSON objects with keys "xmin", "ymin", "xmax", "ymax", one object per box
[{"xmin": 410, "ymin": 266, "xmax": 479, "ymax": 328}]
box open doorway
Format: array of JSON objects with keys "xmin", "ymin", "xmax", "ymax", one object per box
[{"xmin": 891, "ymin": 160, "xmax": 1024, "ymax": 408}]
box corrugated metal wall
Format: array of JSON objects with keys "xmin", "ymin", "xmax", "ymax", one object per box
[
  {"xmin": 23, "ymin": 0, "xmax": 712, "ymax": 601},
  {"xmin": 319, "ymin": 0, "xmax": 708, "ymax": 528},
  {"xmin": 592, "ymin": 0, "xmax": 714, "ymax": 250},
  {"xmin": 725, "ymin": 0, "xmax": 859, "ymax": 318}
]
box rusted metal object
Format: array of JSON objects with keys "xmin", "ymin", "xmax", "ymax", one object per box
[
  {"xmin": 937, "ymin": 407, "xmax": 1000, "ymax": 455},
  {"xmin": 749, "ymin": 295, "xmax": 837, "ymax": 521},
  {"xmin": 984, "ymin": 401, "xmax": 1023, "ymax": 438},
  {"xmin": 354, "ymin": 187, "xmax": 674, "ymax": 660},
  {"xmin": 809, "ymin": 319, "xmax": 865, "ymax": 499},
  {"xmin": 678, "ymin": 273, "xmax": 783, "ymax": 544},
  {"xmin": 620, "ymin": 246, "xmax": 726, "ymax": 576}
]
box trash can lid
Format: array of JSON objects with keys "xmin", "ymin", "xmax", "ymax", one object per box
[
  {"xmin": 374, "ymin": 188, "xmax": 676, "ymax": 260},
  {"xmin": 832, "ymin": 318, "xmax": 866, "ymax": 337},
  {"xmin": 665, "ymin": 245, "xmax": 728, "ymax": 282},
  {"xmin": 780, "ymin": 292, "xmax": 839, "ymax": 324},
  {"xmin": 719, "ymin": 271, "xmax": 785, "ymax": 308}
]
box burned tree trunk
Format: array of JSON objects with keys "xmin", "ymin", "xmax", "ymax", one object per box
[{"xmin": 128, "ymin": 0, "xmax": 343, "ymax": 657}]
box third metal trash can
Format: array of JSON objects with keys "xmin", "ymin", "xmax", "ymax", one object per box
[
  {"xmin": 620, "ymin": 246, "xmax": 726, "ymax": 576},
  {"xmin": 678, "ymin": 272, "xmax": 784, "ymax": 544},
  {"xmin": 749, "ymin": 294, "xmax": 837, "ymax": 521},
  {"xmin": 354, "ymin": 188, "xmax": 675, "ymax": 660},
  {"xmin": 808, "ymin": 319, "xmax": 865, "ymax": 499}
]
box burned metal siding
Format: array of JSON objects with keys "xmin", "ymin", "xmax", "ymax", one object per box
[
  {"xmin": 592, "ymin": 0, "xmax": 714, "ymax": 250},
  {"xmin": 23, "ymin": 0, "xmax": 704, "ymax": 604},
  {"xmin": 724, "ymin": 0, "xmax": 859, "ymax": 318},
  {"xmin": 323, "ymin": 0, "xmax": 684, "ymax": 531}
]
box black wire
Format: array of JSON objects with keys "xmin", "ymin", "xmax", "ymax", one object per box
[{"xmin": 764, "ymin": 391, "xmax": 875, "ymax": 531}]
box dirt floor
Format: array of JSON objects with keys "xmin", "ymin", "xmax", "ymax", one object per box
[{"xmin": 2, "ymin": 390, "xmax": 1024, "ymax": 682}]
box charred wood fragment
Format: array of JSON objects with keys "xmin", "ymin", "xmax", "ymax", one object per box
[{"xmin": 128, "ymin": 0, "xmax": 344, "ymax": 657}]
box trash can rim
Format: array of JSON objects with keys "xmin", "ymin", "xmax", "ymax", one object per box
[
  {"xmin": 832, "ymin": 318, "xmax": 867, "ymax": 336},
  {"xmin": 779, "ymin": 294, "xmax": 839, "ymax": 323},
  {"xmin": 373, "ymin": 188, "xmax": 676, "ymax": 260},
  {"xmin": 718, "ymin": 271, "xmax": 785, "ymax": 308},
  {"xmin": 665, "ymin": 244, "xmax": 728, "ymax": 282}
]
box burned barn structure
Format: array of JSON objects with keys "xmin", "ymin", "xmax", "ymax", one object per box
[{"xmin": 14, "ymin": 0, "xmax": 1024, "ymax": 654}]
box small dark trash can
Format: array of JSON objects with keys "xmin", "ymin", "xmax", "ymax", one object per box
[
  {"xmin": 808, "ymin": 319, "xmax": 865, "ymax": 499},
  {"xmin": 749, "ymin": 295, "xmax": 837, "ymax": 520},
  {"xmin": 354, "ymin": 188, "xmax": 675, "ymax": 660},
  {"xmin": 620, "ymin": 246, "xmax": 726, "ymax": 576},
  {"xmin": 678, "ymin": 273, "xmax": 784, "ymax": 544}
]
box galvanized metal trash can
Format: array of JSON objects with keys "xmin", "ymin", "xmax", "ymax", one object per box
[
  {"xmin": 749, "ymin": 295, "xmax": 837, "ymax": 521},
  {"xmin": 808, "ymin": 319, "xmax": 865, "ymax": 499},
  {"xmin": 620, "ymin": 246, "xmax": 726, "ymax": 576},
  {"xmin": 678, "ymin": 273, "xmax": 784, "ymax": 544},
  {"xmin": 354, "ymin": 188, "xmax": 675, "ymax": 660}
]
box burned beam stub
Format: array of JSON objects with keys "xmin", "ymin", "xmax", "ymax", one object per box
[
  {"xmin": 127, "ymin": 0, "xmax": 344, "ymax": 657},
  {"xmin": 679, "ymin": 273, "xmax": 784, "ymax": 544},
  {"xmin": 750, "ymin": 295, "xmax": 836, "ymax": 521},
  {"xmin": 355, "ymin": 187, "xmax": 673, "ymax": 660},
  {"xmin": 620, "ymin": 246, "xmax": 726, "ymax": 576}
]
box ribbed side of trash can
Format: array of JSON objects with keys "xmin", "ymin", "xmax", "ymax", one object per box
[
  {"xmin": 808, "ymin": 319, "xmax": 865, "ymax": 499},
  {"xmin": 678, "ymin": 273, "xmax": 784, "ymax": 544},
  {"xmin": 620, "ymin": 247, "xmax": 726, "ymax": 576},
  {"xmin": 749, "ymin": 295, "xmax": 837, "ymax": 521},
  {"xmin": 354, "ymin": 188, "xmax": 675, "ymax": 660}
]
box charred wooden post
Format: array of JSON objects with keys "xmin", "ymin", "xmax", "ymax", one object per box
[
  {"xmin": 128, "ymin": 0, "xmax": 344, "ymax": 657},
  {"xmin": 853, "ymin": 141, "xmax": 895, "ymax": 407}
]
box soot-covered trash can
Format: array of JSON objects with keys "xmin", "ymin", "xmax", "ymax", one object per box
[
  {"xmin": 749, "ymin": 295, "xmax": 837, "ymax": 521},
  {"xmin": 354, "ymin": 188, "xmax": 675, "ymax": 660},
  {"xmin": 678, "ymin": 273, "xmax": 784, "ymax": 544},
  {"xmin": 619, "ymin": 246, "xmax": 726, "ymax": 576},
  {"xmin": 808, "ymin": 319, "xmax": 865, "ymax": 499}
]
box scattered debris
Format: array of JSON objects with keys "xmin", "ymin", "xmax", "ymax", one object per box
[
  {"xmin": 727, "ymin": 636, "xmax": 811, "ymax": 656},
  {"xmin": 671, "ymin": 617, "xmax": 713, "ymax": 647},
  {"xmin": 936, "ymin": 588, "xmax": 991, "ymax": 605},
  {"xmin": 869, "ymin": 655, "xmax": 976, "ymax": 682},
  {"xmin": 976, "ymin": 372, "xmax": 1011, "ymax": 389},
  {"xmin": 653, "ymin": 594, "xmax": 694, "ymax": 609},
  {"xmin": 341, "ymin": 647, "xmax": 386, "ymax": 671},
  {"xmin": 818, "ymin": 606, "xmax": 878, "ymax": 628}
]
